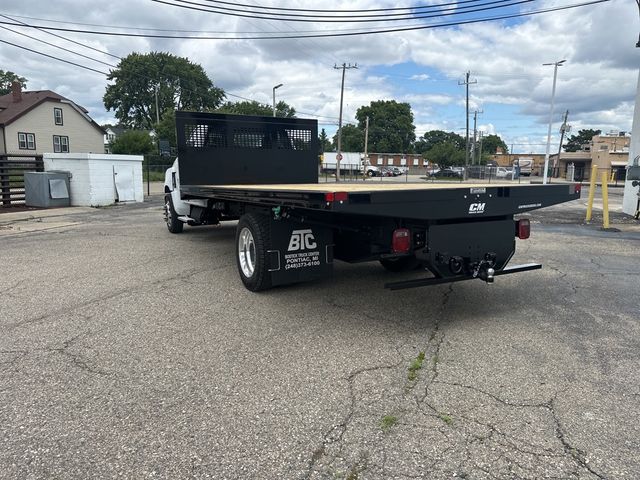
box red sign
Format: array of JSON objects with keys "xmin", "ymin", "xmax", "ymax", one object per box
[{"xmin": 336, "ymin": 153, "xmax": 343, "ymax": 161}]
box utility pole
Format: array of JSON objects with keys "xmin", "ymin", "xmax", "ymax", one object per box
[
  {"xmin": 555, "ymin": 110, "xmax": 570, "ymax": 177},
  {"xmin": 472, "ymin": 110, "xmax": 483, "ymax": 164},
  {"xmin": 155, "ymin": 84, "xmax": 160, "ymax": 124},
  {"xmin": 478, "ymin": 131, "xmax": 484, "ymax": 165},
  {"xmin": 334, "ymin": 63, "xmax": 358, "ymax": 181},
  {"xmin": 363, "ymin": 115, "xmax": 369, "ymax": 181},
  {"xmin": 459, "ymin": 71, "xmax": 477, "ymax": 177},
  {"xmin": 542, "ymin": 59, "xmax": 566, "ymax": 184}
]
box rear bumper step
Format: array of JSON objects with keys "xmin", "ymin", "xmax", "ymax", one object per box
[{"xmin": 385, "ymin": 263, "xmax": 542, "ymax": 290}]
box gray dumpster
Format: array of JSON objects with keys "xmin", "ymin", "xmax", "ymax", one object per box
[{"xmin": 24, "ymin": 171, "xmax": 71, "ymax": 208}]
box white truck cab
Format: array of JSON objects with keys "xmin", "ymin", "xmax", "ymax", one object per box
[{"xmin": 163, "ymin": 158, "xmax": 209, "ymax": 233}]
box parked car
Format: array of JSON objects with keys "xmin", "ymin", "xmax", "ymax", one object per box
[
  {"xmin": 430, "ymin": 168, "xmax": 463, "ymax": 178},
  {"xmin": 496, "ymin": 167, "xmax": 513, "ymax": 178},
  {"xmin": 380, "ymin": 167, "xmax": 395, "ymax": 177},
  {"xmin": 364, "ymin": 165, "xmax": 381, "ymax": 177}
]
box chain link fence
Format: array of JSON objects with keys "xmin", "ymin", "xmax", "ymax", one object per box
[{"xmin": 143, "ymin": 154, "xmax": 176, "ymax": 195}]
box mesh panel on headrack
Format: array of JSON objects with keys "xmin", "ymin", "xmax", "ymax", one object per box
[
  {"xmin": 285, "ymin": 128, "xmax": 312, "ymax": 151},
  {"xmin": 232, "ymin": 128, "xmax": 264, "ymax": 149},
  {"xmin": 184, "ymin": 123, "xmax": 227, "ymax": 148}
]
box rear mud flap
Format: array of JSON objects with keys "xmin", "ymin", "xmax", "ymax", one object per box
[{"xmin": 267, "ymin": 220, "xmax": 333, "ymax": 287}]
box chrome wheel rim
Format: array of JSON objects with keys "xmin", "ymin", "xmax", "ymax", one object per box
[
  {"xmin": 238, "ymin": 227, "xmax": 256, "ymax": 278},
  {"xmin": 164, "ymin": 198, "xmax": 171, "ymax": 226}
]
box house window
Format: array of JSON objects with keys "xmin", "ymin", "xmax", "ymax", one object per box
[
  {"xmin": 377, "ymin": 157, "xmax": 383, "ymax": 165},
  {"xmin": 54, "ymin": 107, "xmax": 63, "ymax": 125},
  {"xmin": 413, "ymin": 158, "xmax": 419, "ymax": 166},
  {"xmin": 18, "ymin": 132, "xmax": 36, "ymax": 150},
  {"xmin": 387, "ymin": 157, "xmax": 393, "ymax": 165},
  {"xmin": 53, "ymin": 135, "xmax": 69, "ymax": 153}
]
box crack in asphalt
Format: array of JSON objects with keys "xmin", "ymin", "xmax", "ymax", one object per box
[
  {"xmin": 302, "ymin": 361, "xmax": 400, "ymax": 480},
  {"xmin": 44, "ymin": 332, "xmax": 110, "ymax": 377},
  {"xmin": 1, "ymin": 329, "xmax": 109, "ymax": 377},
  {"xmin": 548, "ymin": 398, "xmax": 606, "ymax": 480},
  {"xmin": 1, "ymin": 267, "xmax": 213, "ymax": 331},
  {"xmin": 304, "ymin": 276, "xmax": 608, "ymax": 479}
]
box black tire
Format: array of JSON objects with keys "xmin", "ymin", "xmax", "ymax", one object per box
[
  {"xmin": 236, "ymin": 213, "xmax": 272, "ymax": 292},
  {"xmin": 165, "ymin": 194, "xmax": 183, "ymax": 233},
  {"xmin": 367, "ymin": 170, "xmax": 375, "ymax": 177},
  {"xmin": 379, "ymin": 256, "xmax": 420, "ymax": 272}
]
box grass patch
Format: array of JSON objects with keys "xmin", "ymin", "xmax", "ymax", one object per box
[
  {"xmin": 143, "ymin": 171, "xmax": 166, "ymax": 182},
  {"xmin": 439, "ymin": 413, "xmax": 453, "ymax": 425},
  {"xmin": 407, "ymin": 351, "xmax": 426, "ymax": 381},
  {"xmin": 380, "ymin": 415, "xmax": 398, "ymax": 431}
]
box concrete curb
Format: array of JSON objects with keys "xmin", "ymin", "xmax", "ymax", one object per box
[{"xmin": 0, "ymin": 206, "xmax": 96, "ymax": 224}]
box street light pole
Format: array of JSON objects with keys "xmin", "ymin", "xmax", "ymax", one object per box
[
  {"xmin": 272, "ymin": 83, "xmax": 283, "ymax": 117},
  {"xmin": 542, "ymin": 60, "xmax": 566, "ymax": 184}
]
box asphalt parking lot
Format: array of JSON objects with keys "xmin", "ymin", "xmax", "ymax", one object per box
[{"xmin": 1, "ymin": 188, "xmax": 639, "ymax": 480}]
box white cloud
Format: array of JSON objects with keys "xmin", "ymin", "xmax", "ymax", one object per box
[{"xmin": 0, "ymin": 0, "xmax": 634, "ymax": 147}]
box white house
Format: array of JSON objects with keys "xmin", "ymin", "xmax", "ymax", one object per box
[{"xmin": 0, "ymin": 82, "xmax": 105, "ymax": 155}]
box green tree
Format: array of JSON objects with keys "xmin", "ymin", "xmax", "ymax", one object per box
[
  {"xmin": 355, "ymin": 100, "xmax": 416, "ymax": 153},
  {"xmin": 564, "ymin": 129, "xmax": 601, "ymax": 152},
  {"xmin": 217, "ymin": 100, "xmax": 296, "ymax": 117},
  {"xmin": 319, "ymin": 128, "xmax": 332, "ymax": 152},
  {"xmin": 0, "ymin": 70, "xmax": 27, "ymax": 95},
  {"xmin": 333, "ymin": 124, "xmax": 364, "ymax": 151},
  {"xmin": 154, "ymin": 109, "xmax": 177, "ymax": 149},
  {"xmin": 414, "ymin": 130, "xmax": 465, "ymax": 154},
  {"xmin": 104, "ymin": 52, "xmax": 224, "ymax": 130},
  {"xmin": 481, "ymin": 134, "xmax": 508, "ymax": 155},
  {"xmin": 110, "ymin": 130, "xmax": 156, "ymax": 155},
  {"xmin": 425, "ymin": 143, "xmax": 465, "ymax": 169}
]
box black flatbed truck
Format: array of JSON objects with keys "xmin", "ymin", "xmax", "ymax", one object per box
[{"xmin": 164, "ymin": 111, "xmax": 581, "ymax": 291}]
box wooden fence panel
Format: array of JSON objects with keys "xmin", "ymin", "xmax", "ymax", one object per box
[{"xmin": 0, "ymin": 154, "xmax": 44, "ymax": 206}]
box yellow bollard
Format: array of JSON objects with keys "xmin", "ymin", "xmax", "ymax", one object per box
[
  {"xmin": 601, "ymin": 171, "xmax": 610, "ymax": 229},
  {"xmin": 585, "ymin": 164, "xmax": 598, "ymax": 222}
]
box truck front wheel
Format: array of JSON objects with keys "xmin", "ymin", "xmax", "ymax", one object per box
[
  {"xmin": 165, "ymin": 194, "xmax": 184, "ymax": 233},
  {"xmin": 236, "ymin": 213, "xmax": 272, "ymax": 292}
]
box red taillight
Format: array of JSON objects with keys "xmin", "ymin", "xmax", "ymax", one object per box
[
  {"xmin": 335, "ymin": 191, "xmax": 348, "ymax": 202},
  {"xmin": 325, "ymin": 192, "xmax": 348, "ymax": 203},
  {"xmin": 392, "ymin": 228, "xmax": 411, "ymax": 253},
  {"xmin": 574, "ymin": 183, "xmax": 581, "ymax": 194},
  {"xmin": 516, "ymin": 218, "xmax": 530, "ymax": 239}
]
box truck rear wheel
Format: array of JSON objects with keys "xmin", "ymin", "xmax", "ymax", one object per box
[
  {"xmin": 165, "ymin": 194, "xmax": 183, "ymax": 233},
  {"xmin": 236, "ymin": 213, "xmax": 272, "ymax": 292},
  {"xmin": 379, "ymin": 256, "xmax": 420, "ymax": 272}
]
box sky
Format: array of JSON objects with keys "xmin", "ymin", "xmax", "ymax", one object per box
[{"xmin": 0, "ymin": 0, "xmax": 638, "ymax": 154}]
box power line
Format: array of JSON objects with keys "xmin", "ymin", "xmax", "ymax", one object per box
[
  {"xmin": 155, "ymin": 0, "xmax": 526, "ymax": 22},
  {"xmin": 0, "ymin": 36, "xmax": 338, "ymax": 122},
  {"xmin": 188, "ymin": 0, "xmax": 489, "ymax": 13},
  {"xmin": 0, "ymin": 0, "xmax": 611, "ymax": 39},
  {"xmin": 153, "ymin": 0, "xmax": 538, "ymax": 23},
  {"xmin": 0, "ymin": 23, "xmax": 118, "ymax": 68},
  {"xmin": 0, "ymin": 38, "xmax": 108, "ymax": 75}
]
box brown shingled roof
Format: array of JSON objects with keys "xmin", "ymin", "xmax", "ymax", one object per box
[{"xmin": 0, "ymin": 89, "xmax": 90, "ymax": 126}]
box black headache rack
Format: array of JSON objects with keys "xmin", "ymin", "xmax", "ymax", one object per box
[{"xmin": 176, "ymin": 111, "xmax": 319, "ymax": 190}]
